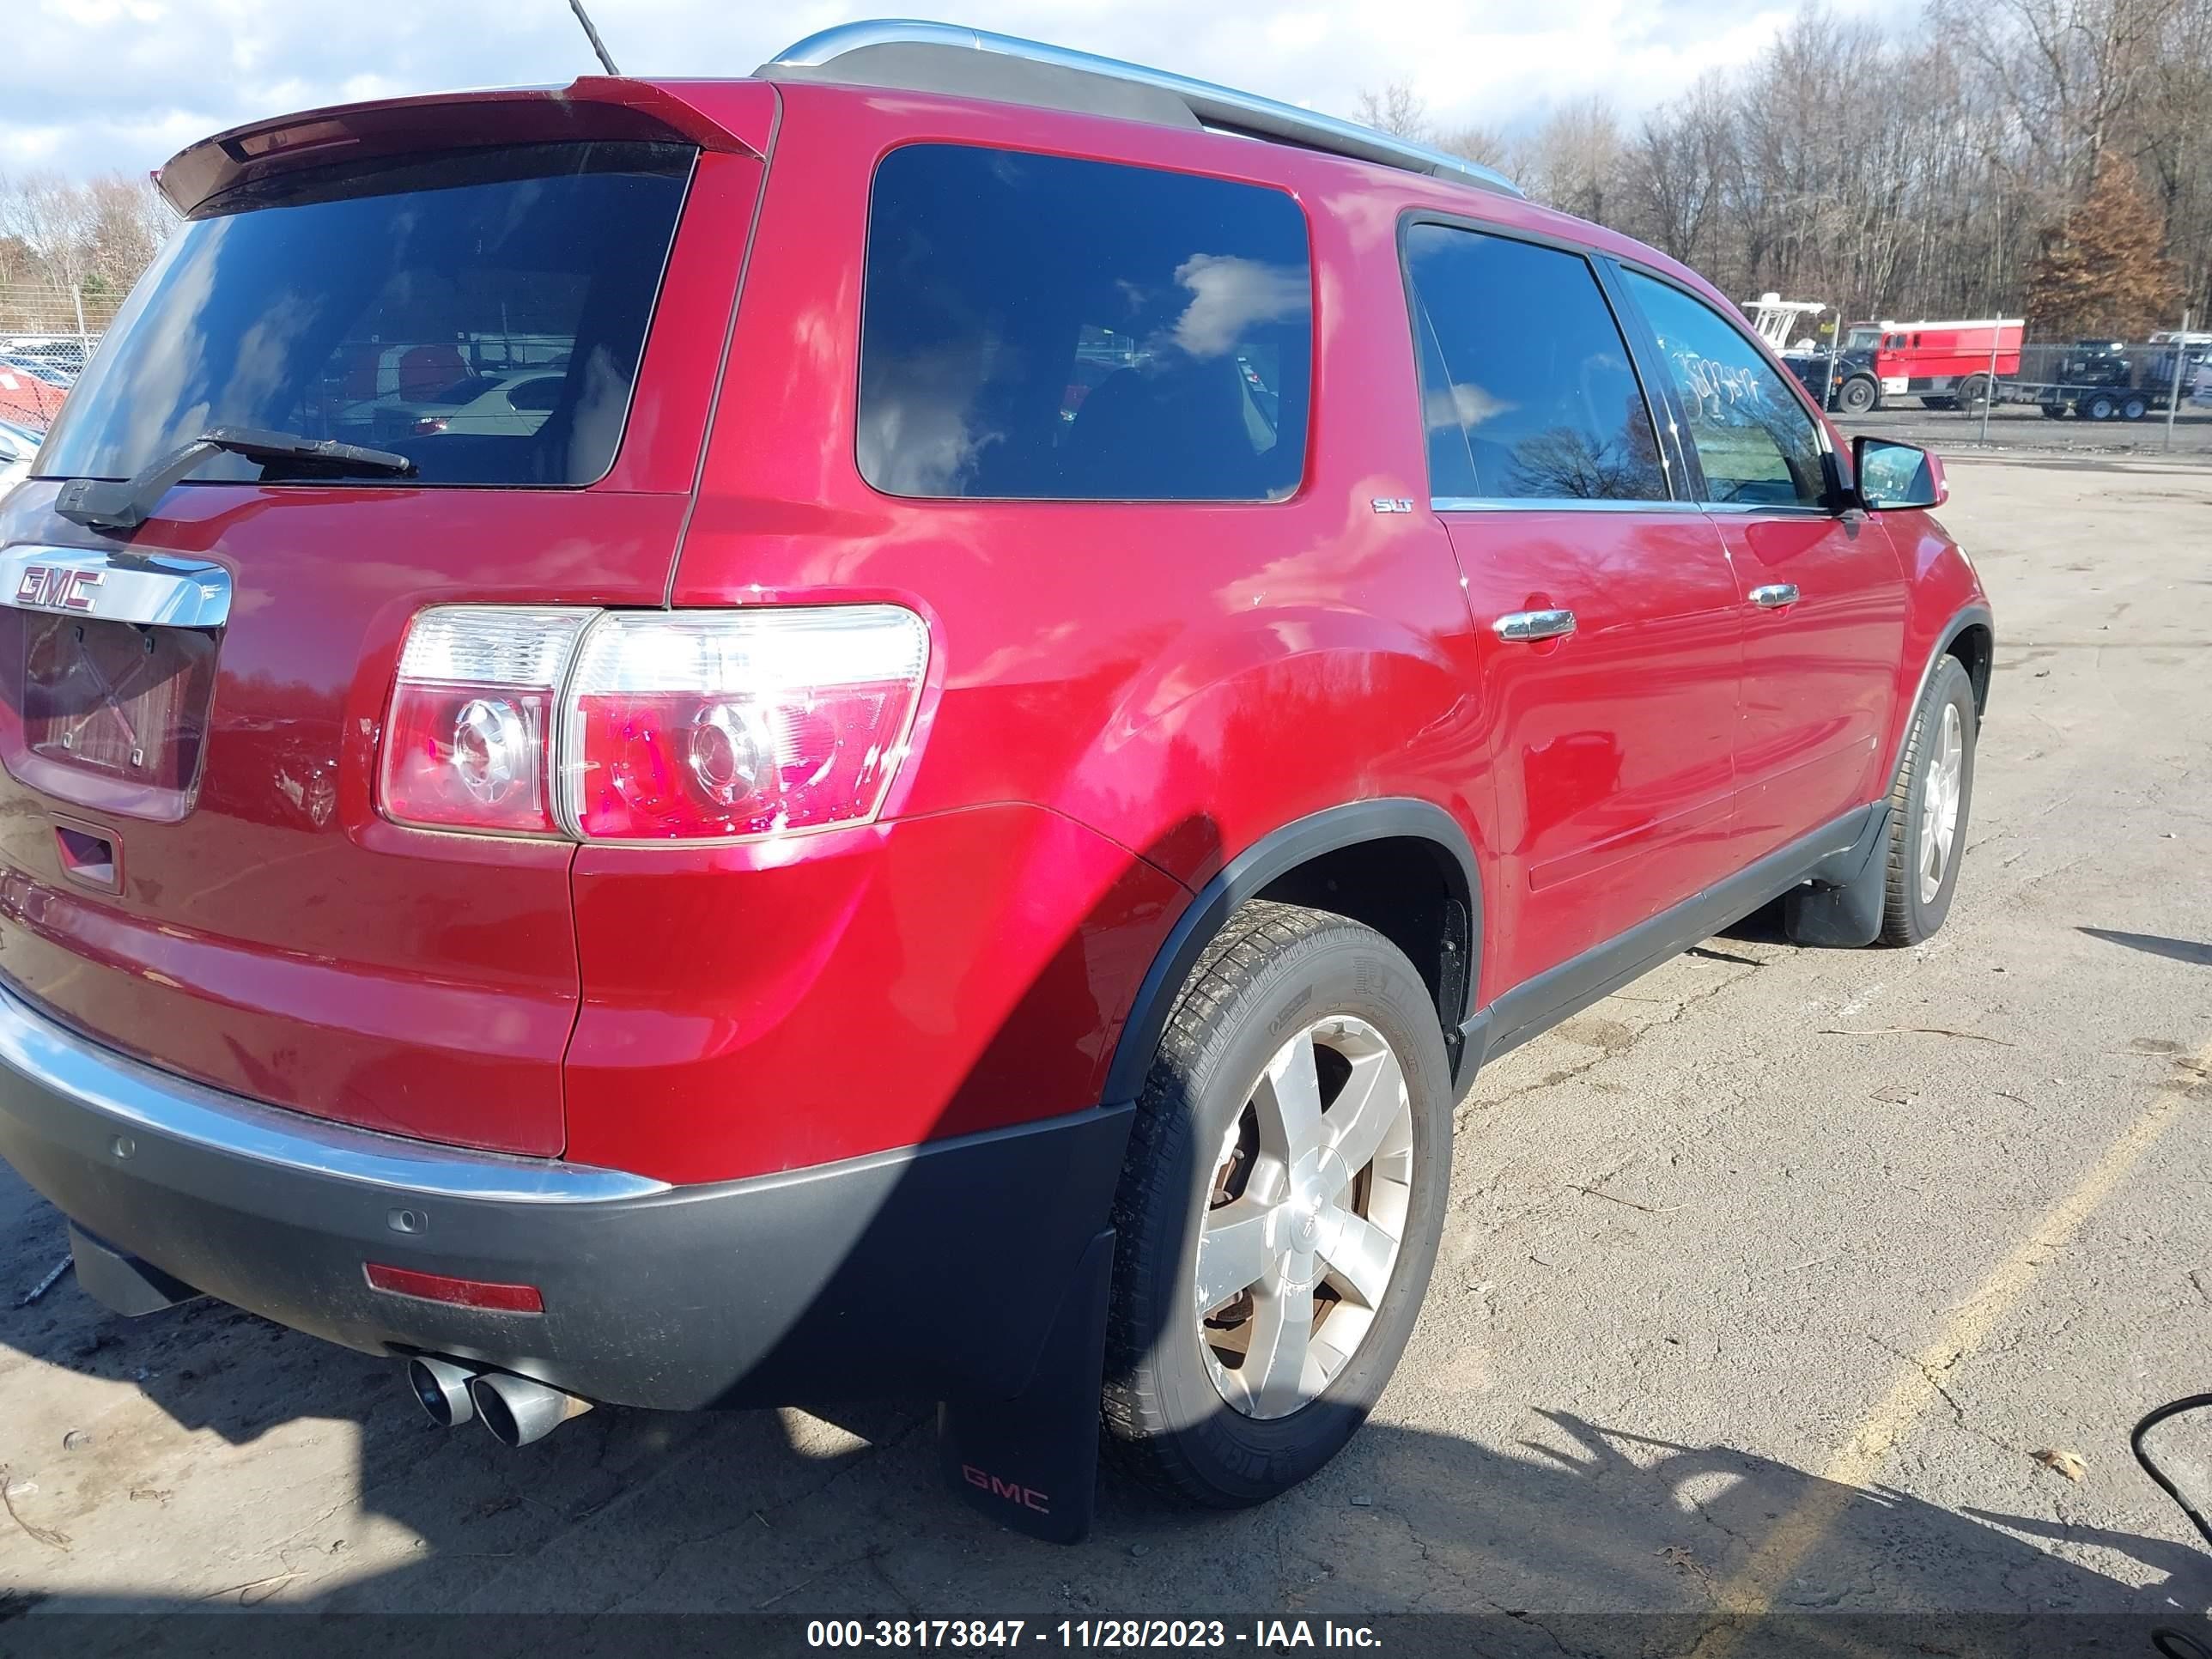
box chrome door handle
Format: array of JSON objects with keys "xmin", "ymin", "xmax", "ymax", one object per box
[
  {"xmin": 1492, "ymin": 608, "xmax": 1577, "ymax": 642},
  {"xmin": 1750, "ymin": 583, "xmax": 1800, "ymax": 609}
]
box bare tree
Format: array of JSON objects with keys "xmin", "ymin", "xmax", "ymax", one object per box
[
  {"xmin": 1437, "ymin": 125, "xmax": 1512, "ymax": 171},
  {"xmin": 1370, "ymin": 0, "xmax": 2211, "ymax": 333},
  {"xmin": 1518, "ymin": 95, "xmax": 1624, "ymax": 224},
  {"xmin": 0, "ymin": 171, "xmax": 177, "ymax": 331},
  {"xmin": 1355, "ymin": 82, "xmax": 1433, "ymax": 143}
]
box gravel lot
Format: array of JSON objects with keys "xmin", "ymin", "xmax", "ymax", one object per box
[{"xmin": 3, "ymin": 455, "xmax": 2209, "ymax": 1652}]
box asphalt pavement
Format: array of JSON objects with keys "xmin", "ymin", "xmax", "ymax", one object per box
[{"xmin": 2, "ymin": 454, "xmax": 2209, "ymax": 1653}]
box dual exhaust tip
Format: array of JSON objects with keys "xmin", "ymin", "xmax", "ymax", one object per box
[{"xmin": 407, "ymin": 1356, "xmax": 592, "ymax": 1447}]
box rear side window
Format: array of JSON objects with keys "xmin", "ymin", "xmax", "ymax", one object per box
[
  {"xmin": 1621, "ymin": 270, "xmax": 1826, "ymax": 509},
  {"xmin": 858, "ymin": 144, "xmax": 1312, "ymax": 501},
  {"xmin": 36, "ymin": 143, "xmax": 692, "ymax": 488},
  {"xmin": 1405, "ymin": 222, "xmax": 1666, "ymax": 503}
]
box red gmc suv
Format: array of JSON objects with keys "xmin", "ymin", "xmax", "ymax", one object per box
[{"xmin": 0, "ymin": 21, "xmax": 1990, "ymax": 1543}]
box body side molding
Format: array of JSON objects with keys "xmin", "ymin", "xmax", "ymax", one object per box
[{"xmin": 1476, "ymin": 803, "xmax": 1882, "ymax": 1064}]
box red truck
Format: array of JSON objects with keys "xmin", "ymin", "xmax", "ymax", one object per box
[{"xmin": 1830, "ymin": 318, "xmax": 2024, "ymax": 413}]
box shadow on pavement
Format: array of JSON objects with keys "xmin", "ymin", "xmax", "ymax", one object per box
[
  {"xmin": 2079, "ymin": 927, "xmax": 2212, "ymax": 969},
  {"xmin": 3, "ymin": 1202, "xmax": 2209, "ymax": 1656}
]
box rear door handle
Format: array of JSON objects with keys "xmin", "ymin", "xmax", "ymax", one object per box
[
  {"xmin": 1492, "ymin": 608, "xmax": 1577, "ymax": 642},
  {"xmin": 1750, "ymin": 583, "xmax": 1800, "ymax": 609}
]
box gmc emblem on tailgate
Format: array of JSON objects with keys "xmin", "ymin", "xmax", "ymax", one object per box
[{"xmin": 15, "ymin": 565, "xmax": 105, "ymax": 612}]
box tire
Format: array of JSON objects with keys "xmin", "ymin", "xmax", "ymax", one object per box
[
  {"xmin": 2082, "ymin": 392, "xmax": 2118, "ymax": 422},
  {"xmin": 1879, "ymin": 657, "xmax": 1977, "ymax": 946},
  {"xmin": 1102, "ymin": 901, "xmax": 1453, "ymax": 1508},
  {"xmin": 2121, "ymin": 394, "xmax": 2148, "ymax": 422},
  {"xmin": 1838, "ymin": 377, "xmax": 1878, "ymax": 416},
  {"xmin": 1957, "ymin": 374, "xmax": 1994, "ymax": 410}
]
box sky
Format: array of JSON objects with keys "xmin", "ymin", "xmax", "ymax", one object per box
[{"xmin": 8, "ymin": 0, "xmax": 1887, "ymax": 182}]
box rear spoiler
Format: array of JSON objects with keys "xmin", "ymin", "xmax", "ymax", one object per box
[{"xmin": 158, "ymin": 78, "xmax": 775, "ymax": 216}]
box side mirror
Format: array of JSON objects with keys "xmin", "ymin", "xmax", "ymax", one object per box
[{"xmin": 1853, "ymin": 435, "xmax": 1947, "ymax": 510}]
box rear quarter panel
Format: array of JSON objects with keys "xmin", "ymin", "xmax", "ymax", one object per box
[{"xmin": 605, "ymin": 87, "xmax": 1501, "ymax": 1174}]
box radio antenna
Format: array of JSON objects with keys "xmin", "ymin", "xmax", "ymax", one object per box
[{"xmin": 565, "ymin": 0, "xmax": 621, "ymax": 74}]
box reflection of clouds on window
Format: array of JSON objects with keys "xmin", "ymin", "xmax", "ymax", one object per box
[
  {"xmin": 1406, "ymin": 222, "xmax": 1668, "ymax": 504},
  {"xmin": 1169, "ymin": 255, "xmax": 1309, "ymax": 358},
  {"xmin": 1449, "ymin": 381, "xmax": 1516, "ymax": 429},
  {"xmin": 232, "ymin": 292, "xmax": 323, "ymax": 413},
  {"xmin": 109, "ymin": 217, "xmax": 230, "ymax": 477},
  {"xmin": 858, "ymin": 340, "xmax": 1013, "ymax": 496}
]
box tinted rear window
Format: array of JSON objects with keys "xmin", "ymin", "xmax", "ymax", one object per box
[
  {"xmin": 37, "ymin": 143, "xmax": 692, "ymax": 488},
  {"xmin": 859, "ymin": 144, "xmax": 1312, "ymax": 501},
  {"xmin": 1405, "ymin": 223, "xmax": 1666, "ymax": 503}
]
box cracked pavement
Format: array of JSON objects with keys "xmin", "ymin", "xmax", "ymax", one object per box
[{"xmin": 2, "ymin": 455, "xmax": 2209, "ymax": 1643}]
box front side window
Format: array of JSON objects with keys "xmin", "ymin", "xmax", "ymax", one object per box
[
  {"xmin": 1622, "ymin": 270, "xmax": 1828, "ymax": 510},
  {"xmin": 1404, "ymin": 222, "xmax": 1666, "ymax": 503},
  {"xmin": 37, "ymin": 143, "xmax": 692, "ymax": 488},
  {"xmin": 858, "ymin": 145, "xmax": 1312, "ymax": 501}
]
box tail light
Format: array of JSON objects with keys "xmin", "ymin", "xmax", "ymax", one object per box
[
  {"xmin": 380, "ymin": 607, "xmax": 592, "ymax": 835},
  {"xmin": 378, "ymin": 605, "xmax": 929, "ymax": 842}
]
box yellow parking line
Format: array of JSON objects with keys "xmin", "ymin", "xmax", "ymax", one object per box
[{"xmin": 1688, "ymin": 1034, "xmax": 2210, "ymax": 1656}]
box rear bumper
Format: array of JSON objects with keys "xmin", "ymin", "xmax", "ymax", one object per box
[{"xmin": 0, "ymin": 977, "xmax": 1132, "ymax": 1410}]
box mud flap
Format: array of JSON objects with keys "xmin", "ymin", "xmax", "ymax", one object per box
[
  {"xmin": 70, "ymin": 1224, "xmax": 203, "ymax": 1316},
  {"xmin": 937, "ymin": 1226, "xmax": 1113, "ymax": 1545},
  {"xmin": 1783, "ymin": 805, "xmax": 1891, "ymax": 947}
]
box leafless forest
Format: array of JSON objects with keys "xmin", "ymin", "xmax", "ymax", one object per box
[
  {"xmin": 0, "ymin": 172, "xmax": 173, "ymax": 335},
  {"xmin": 3, "ymin": 0, "xmax": 2208, "ymax": 342},
  {"xmin": 1363, "ymin": 0, "xmax": 2212, "ymax": 332}
]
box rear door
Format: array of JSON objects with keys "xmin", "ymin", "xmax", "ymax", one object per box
[
  {"xmin": 0, "ymin": 131, "xmax": 757, "ymax": 1156},
  {"xmin": 1406, "ymin": 222, "xmax": 1744, "ymax": 996},
  {"xmin": 1613, "ymin": 268, "xmax": 1907, "ymax": 860}
]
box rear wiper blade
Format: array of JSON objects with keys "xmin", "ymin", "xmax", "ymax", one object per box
[{"xmin": 53, "ymin": 426, "xmax": 416, "ymax": 534}]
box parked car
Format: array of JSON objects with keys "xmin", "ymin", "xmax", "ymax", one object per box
[
  {"xmin": 0, "ymin": 21, "xmax": 1990, "ymax": 1543},
  {"xmin": 0, "ymin": 360, "xmax": 66, "ymax": 431},
  {"xmin": 0, "ymin": 354, "xmax": 74, "ymax": 386},
  {"xmin": 0, "ymin": 340, "xmax": 88, "ymax": 376}
]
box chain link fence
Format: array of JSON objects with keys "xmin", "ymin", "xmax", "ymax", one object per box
[
  {"xmin": 0, "ymin": 282, "xmax": 115, "ymax": 435},
  {"xmin": 1771, "ymin": 301, "xmax": 2212, "ymax": 459}
]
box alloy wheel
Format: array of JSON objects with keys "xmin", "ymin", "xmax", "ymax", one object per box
[
  {"xmin": 1918, "ymin": 701, "xmax": 1964, "ymax": 905},
  {"xmin": 1194, "ymin": 1016, "xmax": 1414, "ymax": 1419}
]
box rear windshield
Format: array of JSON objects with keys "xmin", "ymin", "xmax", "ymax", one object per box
[
  {"xmin": 858, "ymin": 144, "xmax": 1313, "ymax": 501},
  {"xmin": 36, "ymin": 143, "xmax": 692, "ymax": 488}
]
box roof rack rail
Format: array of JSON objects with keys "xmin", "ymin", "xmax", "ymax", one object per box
[{"xmin": 760, "ymin": 20, "xmax": 1525, "ymax": 200}]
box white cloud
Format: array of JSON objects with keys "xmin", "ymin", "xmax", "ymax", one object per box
[{"xmin": 5, "ymin": 0, "xmax": 1896, "ymax": 182}]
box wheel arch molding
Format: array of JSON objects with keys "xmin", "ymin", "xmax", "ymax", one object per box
[
  {"xmin": 1100, "ymin": 799, "xmax": 1484, "ymax": 1108},
  {"xmin": 1887, "ymin": 603, "xmax": 1994, "ymax": 793}
]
